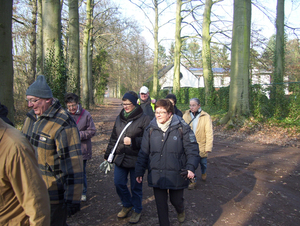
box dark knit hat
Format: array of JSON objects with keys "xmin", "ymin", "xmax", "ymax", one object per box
[
  {"xmin": 122, "ymin": 92, "xmax": 138, "ymax": 106},
  {"xmin": 26, "ymin": 75, "xmax": 53, "ymax": 98},
  {"xmin": 166, "ymin": 93, "xmax": 177, "ymax": 104}
]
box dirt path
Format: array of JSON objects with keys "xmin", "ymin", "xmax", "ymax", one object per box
[{"xmin": 67, "ymin": 98, "xmax": 300, "ymax": 226}]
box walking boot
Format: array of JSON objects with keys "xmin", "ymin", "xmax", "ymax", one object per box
[{"xmin": 117, "ymin": 206, "xmax": 132, "ymax": 218}]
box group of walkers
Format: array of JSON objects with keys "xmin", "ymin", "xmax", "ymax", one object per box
[
  {"xmin": 0, "ymin": 75, "xmax": 213, "ymax": 226},
  {"xmin": 106, "ymin": 86, "xmax": 213, "ymax": 225}
]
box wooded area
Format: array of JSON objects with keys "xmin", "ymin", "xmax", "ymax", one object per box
[{"xmin": 0, "ymin": 0, "xmax": 299, "ymax": 127}]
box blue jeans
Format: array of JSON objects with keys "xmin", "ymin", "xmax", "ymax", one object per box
[
  {"xmin": 114, "ymin": 165, "xmax": 143, "ymax": 213},
  {"xmin": 199, "ymin": 157, "xmax": 207, "ymax": 174},
  {"xmin": 83, "ymin": 160, "xmax": 87, "ymax": 195}
]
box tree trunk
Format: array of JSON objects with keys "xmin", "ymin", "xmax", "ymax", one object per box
[
  {"xmin": 220, "ymin": 0, "xmax": 251, "ymax": 125},
  {"xmin": 68, "ymin": 0, "xmax": 80, "ymax": 96},
  {"xmin": 81, "ymin": 0, "xmax": 92, "ymax": 108},
  {"xmin": 202, "ymin": 0, "xmax": 214, "ymax": 106},
  {"xmin": 271, "ymin": 0, "xmax": 285, "ymax": 116},
  {"xmin": 173, "ymin": 0, "xmax": 182, "ymax": 94},
  {"xmin": 29, "ymin": 0, "xmax": 37, "ymax": 85},
  {"xmin": 0, "ymin": 0, "xmax": 14, "ymax": 123},
  {"xmin": 88, "ymin": 27, "xmax": 94, "ymax": 106},
  {"xmin": 152, "ymin": 0, "xmax": 159, "ymax": 98},
  {"xmin": 42, "ymin": 0, "xmax": 61, "ymax": 65},
  {"xmin": 36, "ymin": 0, "xmax": 43, "ymax": 75}
]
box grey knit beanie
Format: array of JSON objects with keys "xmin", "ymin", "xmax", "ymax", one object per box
[{"xmin": 26, "ymin": 75, "xmax": 53, "ymax": 98}]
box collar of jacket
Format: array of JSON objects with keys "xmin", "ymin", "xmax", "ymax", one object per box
[
  {"xmin": 150, "ymin": 113, "xmax": 181, "ymax": 131},
  {"xmin": 120, "ymin": 105, "xmax": 143, "ymax": 122},
  {"xmin": 27, "ymin": 98, "xmax": 61, "ymax": 119}
]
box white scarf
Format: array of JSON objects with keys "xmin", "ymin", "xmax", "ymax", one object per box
[{"xmin": 157, "ymin": 115, "xmax": 173, "ymax": 132}]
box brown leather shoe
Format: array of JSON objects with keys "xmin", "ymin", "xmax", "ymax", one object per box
[
  {"xmin": 202, "ymin": 173, "xmax": 207, "ymax": 181},
  {"xmin": 117, "ymin": 206, "xmax": 132, "ymax": 218}
]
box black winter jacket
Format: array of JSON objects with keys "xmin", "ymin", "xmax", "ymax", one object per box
[
  {"xmin": 135, "ymin": 114, "xmax": 200, "ymax": 190},
  {"xmin": 105, "ymin": 105, "xmax": 151, "ymax": 168}
]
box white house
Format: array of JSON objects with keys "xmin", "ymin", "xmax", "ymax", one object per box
[{"xmin": 155, "ymin": 63, "xmax": 199, "ymax": 90}]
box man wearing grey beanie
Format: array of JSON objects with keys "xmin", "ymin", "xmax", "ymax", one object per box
[{"xmin": 22, "ymin": 75, "xmax": 84, "ymax": 226}]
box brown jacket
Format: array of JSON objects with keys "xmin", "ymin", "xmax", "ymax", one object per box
[
  {"xmin": 183, "ymin": 110, "xmax": 213, "ymax": 157},
  {"xmin": 0, "ymin": 119, "xmax": 50, "ymax": 226}
]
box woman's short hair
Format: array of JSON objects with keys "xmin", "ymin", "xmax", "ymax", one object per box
[
  {"xmin": 155, "ymin": 99, "xmax": 174, "ymax": 114},
  {"xmin": 190, "ymin": 98, "xmax": 200, "ymax": 105},
  {"xmin": 65, "ymin": 93, "xmax": 79, "ymax": 104}
]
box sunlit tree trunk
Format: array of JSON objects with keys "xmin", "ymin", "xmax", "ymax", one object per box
[
  {"xmin": 88, "ymin": 28, "xmax": 94, "ymax": 106},
  {"xmin": 81, "ymin": 0, "xmax": 92, "ymax": 108},
  {"xmin": 68, "ymin": 0, "xmax": 80, "ymax": 96},
  {"xmin": 173, "ymin": 0, "xmax": 182, "ymax": 94},
  {"xmin": 152, "ymin": 0, "xmax": 159, "ymax": 97},
  {"xmin": 271, "ymin": 0, "xmax": 285, "ymax": 116},
  {"xmin": 42, "ymin": 0, "xmax": 61, "ymax": 65},
  {"xmin": 220, "ymin": 0, "xmax": 251, "ymax": 125},
  {"xmin": 202, "ymin": 0, "xmax": 214, "ymax": 106},
  {"xmin": 36, "ymin": 0, "xmax": 43, "ymax": 74},
  {"xmin": 0, "ymin": 0, "xmax": 14, "ymax": 123},
  {"xmin": 29, "ymin": 0, "xmax": 37, "ymax": 84}
]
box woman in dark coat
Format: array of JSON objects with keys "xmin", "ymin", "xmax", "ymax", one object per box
[
  {"xmin": 104, "ymin": 91, "xmax": 150, "ymax": 224},
  {"xmin": 135, "ymin": 99, "xmax": 200, "ymax": 226}
]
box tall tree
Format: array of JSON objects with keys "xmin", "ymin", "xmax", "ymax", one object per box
[
  {"xmin": 36, "ymin": 0, "xmax": 43, "ymax": 75},
  {"xmin": 220, "ymin": 0, "xmax": 251, "ymax": 125},
  {"xmin": 68, "ymin": 0, "xmax": 80, "ymax": 96},
  {"xmin": 42, "ymin": 0, "xmax": 61, "ymax": 64},
  {"xmin": 81, "ymin": 0, "xmax": 93, "ymax": 109},
  {"xmin": 202, "ymin": 0, "xmax": 215, "ymax": 105},
  {"xmin": 173, "ymin": 0, "xmax": 182, "ymax": 94},
  {"xmin": 0, "ymin": 0, "xmax": 14, "ymax": 123},
  {"xmin": 270, "ymin": 0, "xmax": 285, "ymax": 116},
  {"xmin": 28, "ymin": 0, "xmax": 37, "ymax": 85}
]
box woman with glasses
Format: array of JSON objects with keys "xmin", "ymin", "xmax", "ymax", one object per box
[
  {"xmin": 64, "ymin": 93, "xmax": 96, "ymax": 202},
  {"xmin": 183, "ymin": 98, "xmax": 213, "ymax": 190},
  {"xmin": 135, "ymin": 99, "xmax": 200, "ymax": 225},
  {"xmin": 104, "ymin": 91, "xmax": 150, "ymax": 224}
]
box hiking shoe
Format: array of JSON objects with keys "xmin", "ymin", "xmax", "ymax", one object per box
[
  {"xmin": 202, "ymin": 173, "xmax": 207, "ymax": 181},
  {"xmin": 129, "ymin": 211, "xmax": 141, "ymax": 224},
  {"xmin": 81, "ymin": 195, "xmax": 86, "ymax": 202},
  {"xmin": 177, "ymin": 211, "xmax": 185, "ymax": 223},
  {"xmin": 117, "ymin": 207, "xmax": 132, "ymax": 218},
  {"xmin": 188, "ymin": 178, "xmax": 196, "ymax": 190}
]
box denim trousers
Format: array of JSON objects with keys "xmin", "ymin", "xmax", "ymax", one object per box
[
  {"xmin": 114, "ymin": 165, "xmax": 143, "ymax": 213},
  {"xmin": 83, "ymin": 160, "xmax": 87, "ymax": 195},
  {"xmin": 200, "ymin": 156, "xmax": 207, "ymax": 174}
]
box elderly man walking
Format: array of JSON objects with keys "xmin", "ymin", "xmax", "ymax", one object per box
[{"xmin": 22, "ymin": 75, "xmax": 83, "ymax": 226}]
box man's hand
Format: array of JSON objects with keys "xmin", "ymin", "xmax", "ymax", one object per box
[{"xmin": 66, "ymin": 202, "xmax": 80, "ymax": 217}]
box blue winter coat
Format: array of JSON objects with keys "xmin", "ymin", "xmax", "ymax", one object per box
[{"xmin": 135, "ymin": 114, "xmax": 200, "ymax": 190}]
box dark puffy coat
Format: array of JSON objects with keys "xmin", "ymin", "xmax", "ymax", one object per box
[
  {"xmin": 135, "ymin": 114, "xmax": 200, "ymax": 190},
  {"xmin": 104, "ymin": 105, "xmax": 151, "ymax": 168},
  {"xmin": 174, "ymin": 105, "xmax": 183, "ymax": 117}
]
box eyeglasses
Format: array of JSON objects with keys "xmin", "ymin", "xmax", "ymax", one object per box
[
  {"xmin": 155, "ymin": 111, "xmax": 167, "ymax": 115},
  {"xmin": 121, "ymin": 103, "xmax": 133, "ymax": 107},
  {"xmin": 189, "ymin": 104, "xmax": 199, "ymax": 107},
  {"xmin": 26, "ymin": 98, "xmax": 40, "ymax": 103}
]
